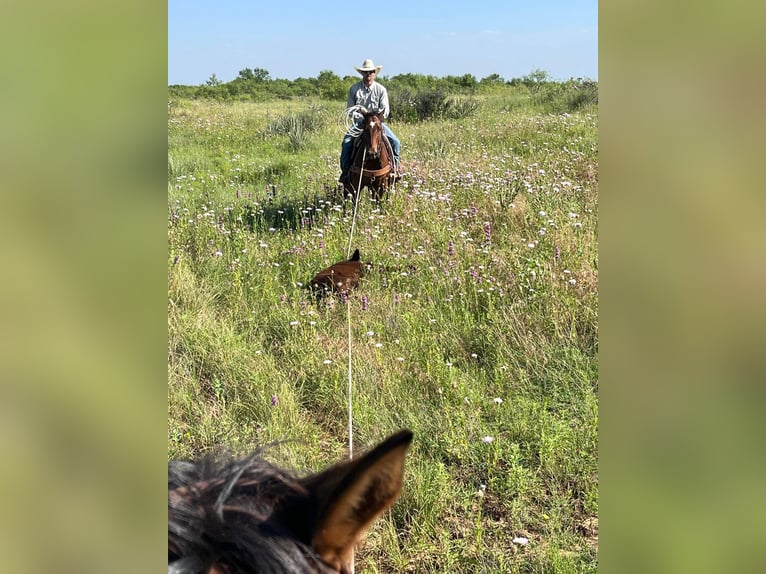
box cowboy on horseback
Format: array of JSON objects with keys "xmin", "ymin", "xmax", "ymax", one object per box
[{"xmin": 339, "ymin": 58, "xmax": 403, "ymax": 184}]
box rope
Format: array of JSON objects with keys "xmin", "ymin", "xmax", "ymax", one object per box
[
  {"xmin": 338, "ymin": 105, "xmax": 364, "ymax": 138},
  {"xmin": 346, "ymin": 147, "xmax": 365, "ymax": 259},
  {"xmin": 347, "ymin": 302, "xmax": 354, "ymax": 457},
  {"xmin": 346, "ymin": 296, "xmax": 354, "ymax": 574},
  {"xmin": 344, "ymin": 146, "xmax": 365, "ymax": 574},
  {"xmin": 338, "ymin": 108, "xmax": 393, "ymax": 571}
]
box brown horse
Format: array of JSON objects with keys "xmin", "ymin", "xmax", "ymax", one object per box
[
  {"xmin": 344, "ymin": 111, "xmax": 395, "ymax": 203},
  {"xmin": 168, "ymin": 429, "xmax": 413, "ymax": 573}
]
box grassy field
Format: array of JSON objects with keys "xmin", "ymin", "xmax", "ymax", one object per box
[{"xmin": 168, "ymin": 90, "xmax": 598, "ymax": 572}]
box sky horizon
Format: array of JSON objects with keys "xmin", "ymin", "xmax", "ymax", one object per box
[{"xmin": 169, "ymin": 1, "xmax": 597, "ymax": 86}]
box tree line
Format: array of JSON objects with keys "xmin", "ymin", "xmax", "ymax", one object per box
[{"xmin": 168, "ymin": 68, "xmax": 597, "ymax": 104}]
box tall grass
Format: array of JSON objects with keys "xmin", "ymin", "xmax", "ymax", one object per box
[{"xmin": 168, "ymin": 90, "xmax": 598, "ymax": 572}]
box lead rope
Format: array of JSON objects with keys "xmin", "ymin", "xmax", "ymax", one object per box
[
  {"xmin": 346, "ymin": 146, "xmax": 366, "ymax": 260},
  {"xmin": 345, "ymin": 146, "xmax": 365, "ymax": 574},
  {"xmin": 346, "ymin": 293, "xmax": 355, "ymax": 573}
]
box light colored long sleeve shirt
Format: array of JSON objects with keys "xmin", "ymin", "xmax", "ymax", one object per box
[{"xmin": 346, "ymin": 81, "xmax": 390, "ymax": 119}]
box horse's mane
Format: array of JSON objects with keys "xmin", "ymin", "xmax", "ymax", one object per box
[
  {"xmin": 169, "ymin": 431, "xmax": 413, "ymax": 573},
  {"xmin": 168, "ymin": 449, "xmax": 333, "ymax": 574}
]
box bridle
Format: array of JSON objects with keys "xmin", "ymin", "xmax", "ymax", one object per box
[{"xmin": 363, "ymin": 115, "xmax": 383, "ymax": 159}]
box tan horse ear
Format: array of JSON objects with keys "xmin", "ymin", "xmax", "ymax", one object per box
[{"xmin": 302, "ymin": 430, "xmax": 413, "ymax": 571}]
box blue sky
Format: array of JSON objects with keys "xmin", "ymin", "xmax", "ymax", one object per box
[{"xmin": 169, "ymin": 1, "xmax": 597, "ymax": 85}]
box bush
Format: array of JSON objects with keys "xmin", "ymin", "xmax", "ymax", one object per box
[
  {"xmin": 533, "ymin": 79, "xmax": 598, "ymax": 114},
  {"xmin": 447, "ymin": 96, "xmax": 479, "ymax": 119},
  {"xmin": 392, "ymin": 89, "xmax": 479, "ymax": 123},
  {"xmin": 266, "ymin": 104, "xmax": 328, "ymax": 149}
]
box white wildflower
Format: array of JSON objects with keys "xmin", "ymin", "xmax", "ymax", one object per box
[{"xmin": 513, "ymin": 537, "xmax": 529, "ymax": 546}]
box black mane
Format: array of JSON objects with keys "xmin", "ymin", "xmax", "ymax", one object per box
[
  {"xmin": 168, "ymin": 450, "xmax": 333, "ymax": 574},
  {"xmin": 169, "ymin": 430, "xmax": 412, "ymax": 573}
]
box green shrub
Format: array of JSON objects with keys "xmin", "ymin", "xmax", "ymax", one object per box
[
  {"xmin": 533, "ymin": 79, "xmax": 598, "ymax": 114},
  {"xmin": 266, "ymin": 104, "xmax": 328, "ymax": 150},
  {"xmin": 392, "ymin": 89, "xmax": 479, "ymax": 122},
  {"xmin": 447, "ymin": 96, "xmax": 479, "ymax": 119}
]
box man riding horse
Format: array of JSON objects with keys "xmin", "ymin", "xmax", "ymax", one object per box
[{"xmin": 339, "ymin": 59, "xmax": 403, "ymax": 185}]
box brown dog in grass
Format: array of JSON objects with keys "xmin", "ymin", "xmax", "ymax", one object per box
[{"xmin": 310, "ymin": 249, "xmax": 363, "ymax": 297}]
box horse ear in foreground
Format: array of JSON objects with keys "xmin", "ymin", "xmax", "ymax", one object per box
[
  {"xmin": 309, "ymin": 249, "xmax": 363, "ymax": 298},
  {"xmin": 168, "ymin": 429, "xmax": 413, "ymax": 574}
]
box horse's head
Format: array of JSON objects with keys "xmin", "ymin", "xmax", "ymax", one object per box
[
  {"xmin": 168, "ymin": 430, "xmax": 413, "ymax": 573},
  {"xmin": 362, "ymin": 111, "xmax": 386, "ymax": 159}
]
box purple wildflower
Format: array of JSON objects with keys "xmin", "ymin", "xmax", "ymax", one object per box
[
  {"xmin": 271, "ymin": 394, "xmax": 278, "ymax": 406},
  {"xmin": 554, "ymin": 245, "xmax": 561, "ymax": 259},
  {"xmin": 341, "ymin": 291, "xmax": 348, "ymax": 303},
  {"xmin": 361, "ymin": 295, "xmax": 368, "ymax": 311},
  {"xmin": 280, "ymin": 294, "xmax": 286, "ymax": 303},
  {"xmin": 484, "ymin": 222, "xmax": 492, "ymax": 244},
  {"xmin": 448, "ymin": 240, "xmax": 455, "ymax": 257}
]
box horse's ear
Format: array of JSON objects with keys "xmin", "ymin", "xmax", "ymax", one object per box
[
  {"xmin": 302, "ymin": 430, "xmax": 413, "ymax": 571},
  {"xmin": 350, "ymin": 249, "xmax": 360, "ymax": 261}
]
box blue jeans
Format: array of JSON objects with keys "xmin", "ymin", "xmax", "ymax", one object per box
[{"xmin": 340, "ymin": 123, "xmax": 400, "ymax": 176}]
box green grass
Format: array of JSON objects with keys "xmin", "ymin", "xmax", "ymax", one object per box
[{"xmin": 168, "ymin": 90, "xmax": 598, "ymax": 572}]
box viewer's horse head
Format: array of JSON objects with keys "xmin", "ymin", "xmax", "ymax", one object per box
[
  {"xmin": 169, "ymin": 430, "xmax": 413, "ymax": 573},
  {"xmin": 345, "ymin": 111, "xmax": 394, "ymax": 203}
]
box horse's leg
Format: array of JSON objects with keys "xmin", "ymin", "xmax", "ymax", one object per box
[
  {"xmin": 371, "ymin": 178, "xmax": 385, "ymax": 203},
  {"xmin": 344, "ymin": 180, "xmax": 358, "ymax": 203}
]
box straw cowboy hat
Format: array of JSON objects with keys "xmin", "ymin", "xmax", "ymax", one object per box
[{"xmin": 354, "ymin": 59, "xmax": 383, "ymax": 74}]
